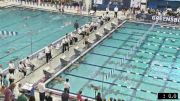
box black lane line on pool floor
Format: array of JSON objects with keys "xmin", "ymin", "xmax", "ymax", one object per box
[
  {"xmin": 101, "ymin": 43, "xmax": 179, "ymax": 60},
  {"xmin": 64, "ymin": 72, "xmax": 158, "ymax": 96},
  {"xmin": 160, "ymin": 45, "xmax": 180, "ymax": 92},
  {"xmin": 47, "ymin": 79, "xmax": 151, "ymax": 101},
  {"xmin": 114, "ymin": 32, "xmax": 180, "ymax": 49},
  {"xmin": 109, "ymin": 32, "xmax": 179, "ymax": 51},
  {"xmin": 122, "ymin": 23, "xmax": 180, "ymax": 31},
  {"xmin": 121, "ymin": 26, "xmax": 180, "ymax": 36},
  {"xmin": 89, "ymin": 52, "xmax": 180, "ymax": 83},
  {"xmin": 80, "ymin": 62, "xmax": 180, "ymax": 92},
  {"xmin": 119, "ymin": 30, "xmax": 180, "ymax": 43},
  {"xmin": 99, "ymin": 44, "xmax": 180, "ymax": 69},
  {"xmin": 78, "ymin": 33, "xmax": 135, "ymax": 92}
]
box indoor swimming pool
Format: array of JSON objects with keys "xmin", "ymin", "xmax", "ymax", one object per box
[
  {"xmin": 0, "ymin": 7, "xmax": 91, "ymax": 69},
  {"xmin": 46, "ymin": 22, "xmax": 180, "ymax": 100}
]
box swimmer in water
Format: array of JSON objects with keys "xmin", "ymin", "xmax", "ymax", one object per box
[
  {"xmin": 171, "ymin": 39, "xmax": 175, "ymax": 43},
  {"xmin": 5, "ymin": 48, "xmax": 15, "ymax": 54}
]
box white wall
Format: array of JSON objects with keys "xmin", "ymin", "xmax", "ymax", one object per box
[{"xmin": 140, "ymin": 0, "xmax": 147, "ymax": 11}]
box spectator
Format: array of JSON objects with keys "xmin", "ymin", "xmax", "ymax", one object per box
[
  {"xmin": 45, "ymin": 92, "xmax": 53, "ymax": 101},
  {"xmin": 17, "ymin": 91, "xmax": 28, "ymax": 101},
  {"xmin": 38, "ymin": 82, "xmax": 45, "ymax": 101},
  {"xmin": 74, "ymin": 20, "xmax": 79, "ymax": 30},
  {"xmin": 4, "ymin": 83, "xmax": 16, "ymax": 101},
  {"xmin": 96, "ymin": 92, "xmax": 102, "ymax": 101},
  {"xmin": 64, "ymin": 79, "xmax": 70, "ymax": 93},
  {"xmin": 3, "ymin": 75, "xmax": 8, "ymax": 87},
  {"xmin": 61, "ymin": 90, "xmax": 69, "ymax": 101},
  {"xmin": 29, "ymin": 96, "xmax": 35, "ymax": 101},
  {"xmin": 85, "ymin": 99, "xmax": 88, "ymax": 101},
  {"xmin": 8, "ymin": 61, "xmax": 15, "ymax": 75},
  {"xmin": 77, "ymin": 91, "xmax": 83, "ymax": 101},
  {"xmin": 0, "ymin": 86, "xmax": 5, "ymax": 94}
]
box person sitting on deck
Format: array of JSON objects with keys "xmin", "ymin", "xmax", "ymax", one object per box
[
  {"xmin": 18, "ymin": 61, "xmax": 27, "ymax": 77},
  {"xmin": 25, "ymin": 57, "xmax": 35, "ymax": 71}
]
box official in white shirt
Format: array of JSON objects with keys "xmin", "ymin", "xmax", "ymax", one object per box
[
  {"xmin": 38, "ymin": 82, "xmax": 46, "ymax": 101},
  {"xmin": 114, "ymin": 6, "xmax": 118, "ymax": 18},
  {"xmin": 45, "ymin": 46, "xmax": 51, "ymax": 63},
  {"xmin": 64, "ymin": 78, "xmax": 70, "ymax": 93}
]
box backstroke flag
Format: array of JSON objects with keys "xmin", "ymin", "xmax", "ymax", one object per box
[{"xmin": 94, "ymin": 0, "xmax": 103, "ymax": 4}]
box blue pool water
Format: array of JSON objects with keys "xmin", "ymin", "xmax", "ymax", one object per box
[
  {"xmin": 46, "ymin": 22, "xmax": 180, "ymax": 100},
  {"xmin": 0, "ymin": 7, "xmax": 91, "ymax": 69}
]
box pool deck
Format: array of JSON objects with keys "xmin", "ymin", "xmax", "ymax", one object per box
[{"xmin": 1, "ymin": 1, "xmax": 180, "ymax": 100}]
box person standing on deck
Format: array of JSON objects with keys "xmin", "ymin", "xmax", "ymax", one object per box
[
  {"xmin": 114, "ymin": 6, "xmax": 118, "ymax": 18},
  {"xmin": 63, "ymin": 79, "xmax": 70, "ymax": 93},
  {"xmin": 45, "ymin": 46, "xmax": 51, "ymax": 63},
  {"xmin": 74, "ymin": 20, "xmax": 79, "ymax": 30},
  {"xmin": 38, "ymin": 82, "xmax": 45, "ymax": 101},
  {"xmin": 77, "ymin": 91, "xmax": 83, "ymax": 101}
]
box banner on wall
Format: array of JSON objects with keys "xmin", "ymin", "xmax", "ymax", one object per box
[
  {"xmin": 130, "ymin": 0, "xmax": 141, "ymax": 8},
  {"xmin": 136, "ymin": 14, "xmax": 180, "ymax": 23},
  {"xmin": 152, "ymin": 15, "xmax": 180, "ymax": 23},
  {"xmin": 94, "ymin": 0, "xmax": 103, "ymax": 4}
]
